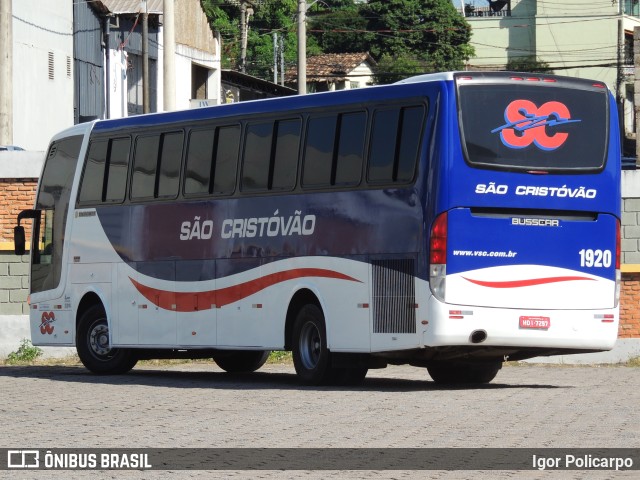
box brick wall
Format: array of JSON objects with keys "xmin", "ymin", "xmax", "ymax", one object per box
[
  {"xmin": 620, "ymin": 273, "xmax": 640, "ymax": 338},
  {"xmin": 0, "ymin": 179, "xmax": 37, "ymax": 314},
  {"xmin": 0, "ymin": 179, "xmax": 37, "ymax": 243}
]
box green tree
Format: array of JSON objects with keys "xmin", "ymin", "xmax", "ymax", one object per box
[
  {"xmin": 307, "ymin": 0, "xmax": 369, "ymax": 54},
  {"xmin": 245, "ymin": 0, "xmax": 322, "ymax": 79},
  {"xmin": 506, "ymin": 56, "xmax": 554, "ymax": 74},
  {"xmin": 373, "ymin": 53, "xmax": 425, "ymax": 84},
  {"xmin": 201, "ymin": 0, "xmax": 474, "ymax": 84},
  {"xmin": 363, "ymin": 0, "xmax": 474, "ymax": 81},
  {"xmin": 200, "ymin": 0, "xmax": 241, "ymax": 69}
]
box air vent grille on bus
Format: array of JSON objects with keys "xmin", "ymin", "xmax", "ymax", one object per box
[{"xmin": 372, "ymin": 259, "xmax": 417, "ymax": 334}]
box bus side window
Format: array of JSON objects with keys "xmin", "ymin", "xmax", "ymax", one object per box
[
  {"xmin": 185, "ymin": 126, "xmax": 240, "ymax": 197},
  {"xmin": 368, "ymin": 109, "xmax": 400, "ymax": 183},
  {"xmin": 242, "ymin": 120, "xmax": 299, "ymax": 193},
  {"xmin": 79, "ymin": 140, "xmax": 108, "ymax": 204},
  {"xmin": 132, "ymin": 132, "xmax": 183, "ymax": 200},
  {"xmin": 213, "ymin": 126, "xmax": 240, "ymax": 195},
  {"xmin": 271, "ymin": 119, "xmax": 300, "ymax": 190},
  {"xmin": 368, "ymin": 105, "xmax": 425, "ymax": 184},
  {"xmin": 396, "ymin": 106, "xmax": 425, "ymax": 183},
  {"xmin": 185, "ymin": 129, "xmax": 215, "ymax": 196},
  {"xmin": 303, "ymin": 115, "xmax": 337, "ymax": 188},
  {"xmin": 157, "ymin": 132, "xmax": 183, "ymax": 199},
  {"xmin": 243, "ymin": 122, "xmax": 273, "ymax": 191},
  {"xmin": 104, "ymin": 138, "xmax": 131, "ymax": 203},
  {"xmin": 334, "ymin": 112, "xmax": 366, "ymax": 186},
  {"xmin": 132, "ymin": 135, "xmax": 160, "ymax": 200}
]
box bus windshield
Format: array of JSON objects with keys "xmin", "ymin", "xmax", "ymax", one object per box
[
  {"xmin": 457, "ymin": 78, "xmax": 609, "ymax": 172},
  {"xmin": 31, "ymin": 135, "xmax": 83, "ymax": 293}
]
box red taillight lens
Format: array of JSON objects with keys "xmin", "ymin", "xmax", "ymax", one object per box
[{"xmin": 430, "ymin": 212, "xmax": 448, "ymax": 264}]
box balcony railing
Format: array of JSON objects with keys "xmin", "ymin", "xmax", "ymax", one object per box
[
  {"xmin": 464, "ymin": 7, "xmax": 510, "ymax": 17},
  {"xmin": 464, "ymin": 1, "xmax": 511, "ymax": 18}
]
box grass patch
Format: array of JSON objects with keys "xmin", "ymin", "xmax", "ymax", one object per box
[
  {"xmin": 4, "ymin": 339, "xmax": 43, "ymax": 365},
  {"xmin": 267, "ymin": 351, "xmax": 292, "ymax": 364},
  {"xmin": 625, "ymin": 356, "xmax": 640, "ymax": 367}
]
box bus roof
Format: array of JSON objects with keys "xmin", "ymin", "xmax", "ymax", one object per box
[{"xmin": 90, "ymin": 75, "xmax": 451, "ymax": 135}]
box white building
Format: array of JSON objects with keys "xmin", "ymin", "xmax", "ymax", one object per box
[{"xmin": 12, "ymin": 0, "xmax": 74, "ymax": 151}]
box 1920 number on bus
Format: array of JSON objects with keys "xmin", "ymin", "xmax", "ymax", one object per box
[{"xmin": 578, "ymin": 249, "xmax": 612, "ymax": 268}]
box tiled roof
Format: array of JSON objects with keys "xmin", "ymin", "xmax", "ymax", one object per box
[{"xmin": 286, "ymin": 52, "xmax": 375, "ymax": 82}]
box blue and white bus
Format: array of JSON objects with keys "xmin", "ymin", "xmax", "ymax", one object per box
[{"xmin": 15, "ymin": 71, "xmax": 621, "ymax": 385}]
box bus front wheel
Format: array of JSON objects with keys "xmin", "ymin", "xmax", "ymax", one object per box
[
  {"xmin": 214, "ymin": 350, "xmax": 270, "ymax": 373},
  {"xmin": 426, "ymin": 360, "xmax": 502, "ymax": 385},
  {"xmin": 76, "ymin": 305, "xmax": 137, "ymax": 375},
  {"xmin": 292, "ymin": 304, "xmax": 333, "ymax": 385}
]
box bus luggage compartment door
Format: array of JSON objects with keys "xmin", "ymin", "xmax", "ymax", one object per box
[{"xmin": 444, "ymin": 208, "xmax": 618, "ymax": 310}]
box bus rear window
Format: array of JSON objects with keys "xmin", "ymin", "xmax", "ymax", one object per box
[{"xmin": 457, "ymin": 82, "xmax": 609, "ymax": 172}]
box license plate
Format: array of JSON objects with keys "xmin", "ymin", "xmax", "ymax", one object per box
[{"xmin": 519, "ymin": 316, "xmax": 550, "ymax": 329}]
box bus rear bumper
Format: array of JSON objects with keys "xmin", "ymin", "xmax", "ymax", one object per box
[{"xmin": 423, "ymin": 297, "xmax": 619, "ymax": 353}]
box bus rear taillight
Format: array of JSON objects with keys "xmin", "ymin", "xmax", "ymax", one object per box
[{"xmin": 429, "ymin": 212, "xmax": 447, "ymax": 302}]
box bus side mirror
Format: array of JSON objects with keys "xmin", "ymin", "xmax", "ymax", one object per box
[
  {"xmin": 15, "ymin": 209, "xmax": 40, "ymax": 256},
  {"xmin": 14, "ymin": 226, "xmax": 26, "ymax": 256}
]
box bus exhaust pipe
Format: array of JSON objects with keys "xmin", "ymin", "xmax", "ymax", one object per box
[{"xmin": 470, "ymin": 330, "xmax": 487, "ymax": 344}]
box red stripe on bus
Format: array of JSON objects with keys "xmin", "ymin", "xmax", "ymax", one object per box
[
  {"xmin": 130, "ymin": 268, "xmax": 361, "ymax": 312},
  {"xmin": 462, "ymin": 276, "xmax": 595, "ymax": 288}
]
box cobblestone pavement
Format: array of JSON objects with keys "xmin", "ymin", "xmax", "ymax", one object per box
[{"xmin": 0, "ymin": 362, "xmax": 638, "ymax": 479}]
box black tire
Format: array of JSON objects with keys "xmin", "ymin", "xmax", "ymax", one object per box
[
  {"xmin": 214, "ymin": 350, "xmax": 270, "ymax": 373},
  {"xmin": 292, "ymin": 304, "xmax": 333, "ymax": 385},
  {"xmin": 76, "ymin": 305, "xmax": 137, "ymax": 375},
  {"xmin": 426, "ymin": 360, "xmax": 502, "ymax": 385}
]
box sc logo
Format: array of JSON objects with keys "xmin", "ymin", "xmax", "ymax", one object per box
[{"xmin": 492, "ymin": 99, "xmax": 581, "ymax": 151}]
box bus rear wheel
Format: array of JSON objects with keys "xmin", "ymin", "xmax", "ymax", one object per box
[
  {"xmin": 76, "ymin": 305, "xmax": 137, "ymax": 375},
  {"xmin": 292, "ymin": 304, "xmax": 333, "ymax": 385},
  {"xmin": 214, "ymin": 350, "xmax": 270, "ymax": 373},
  {"xmin": 426, "ymin": 360, "xmax": 502, "ymax": 385}
]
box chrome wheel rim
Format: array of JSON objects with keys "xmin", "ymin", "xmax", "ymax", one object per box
[
  {"xmin": 299, "ymin": 321, "xmax": 321, "ymax": 370},
  {"xmin": 89, "ymin": 322, "xmax": 111, "ymax": 357}
]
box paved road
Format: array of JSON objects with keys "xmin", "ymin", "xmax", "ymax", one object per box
[{"xmin": 0, "ymin": 362, "xmax": 638, "ymax": 479}]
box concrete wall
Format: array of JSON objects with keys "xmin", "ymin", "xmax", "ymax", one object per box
[
  {"xmin": 12, "ymin": 0, "xmax": 74, "ymax": 150},
  {"xmin": 465, "ymin": 0, "xmax": 537, "ymax": 69},
  {"xmin": 622, "ymin": 170, "xmax": 640, "ymax": 265}
]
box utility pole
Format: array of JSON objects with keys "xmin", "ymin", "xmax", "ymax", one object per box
[
  {"xmin": 142, "ymin": 0, "xmax": 150, "ymax": 113},
  {"xmin": 239, "ymin": 2, "xmax": 253, "ymax": 74},
  {"xmin": 273, "ymin": 32, "xmax": 278, "ymax": 84},
  {"xmin": 280, "ymin": 35, "xmax": 285, "ymax": 87},
  {"xmin": 297, "ymin": 0, "xmax": 306, "ymax": 94},
  {"xmin": 103, "ymin": 16, "xmax": 112, "ymax": 119},
  {"xmin": 240, "ymin": 2, "xmax": 247, "ymax": 73},
  {"xmin": 163, "ymin": 0, "xmax": 176, "ymax": 111},
  {"xmin": 0, "ymin": 0, "xmax": 13, "ymax": 144},
  {"xmin": 617, "ymin": 2, "xmax": 625, "ymax": 149}
]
